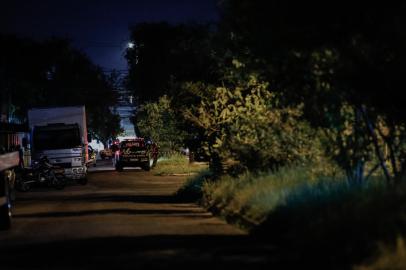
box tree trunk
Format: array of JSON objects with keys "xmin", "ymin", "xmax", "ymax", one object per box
[
  {"xmin": 360, "ymin": 106, "xmax": 392, "ymax": 184},
  {"xmin": 376, "ymin": 123, "xmax": 399, "ymax": 179}
]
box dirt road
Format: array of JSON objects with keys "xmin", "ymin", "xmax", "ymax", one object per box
[{"xmin": 0, "ymin": 163, "xmax": 275, "ymax": 269}]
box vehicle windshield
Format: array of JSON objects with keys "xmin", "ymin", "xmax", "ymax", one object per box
[{"xmin": 34, "ymin": 128, "xmax": 81, "ymax": 150}]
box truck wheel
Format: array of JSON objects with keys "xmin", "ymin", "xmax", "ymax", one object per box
[
  {"xmin": 115, "ymin": 163, "xmax": 123, "ymax": 172},
  {"xmin": 55, "ymin": 182, "xmax": 65, "ymax": 190},
  {"xmin": 78, "ymin": 177, "xmax": 88, "ymax": 185},
  {"xmin": 54, "ymin": 175, "xmax": 66, "ymax": 190},
  {"xmin": 142, "ymin": 162, "xmax": 151, "ymax": 171}
]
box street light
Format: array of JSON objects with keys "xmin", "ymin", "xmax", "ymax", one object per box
[{"xmin": 127, "ymin": 42, "xmax": 135, "ymax": 49}]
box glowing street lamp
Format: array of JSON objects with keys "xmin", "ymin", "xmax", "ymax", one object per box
[{"xmin": 127, "ymin": 42, "xmax": 135, "ymax": 49}]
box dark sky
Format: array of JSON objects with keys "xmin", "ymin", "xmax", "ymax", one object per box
[{"xmin": 1, "ymin": 0, "xmax": 219, "ymax": 70}]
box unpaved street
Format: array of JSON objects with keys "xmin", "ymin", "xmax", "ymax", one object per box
[{"xmin": 0, "ymin": 162, "xmax": 275, "ymax": 269}]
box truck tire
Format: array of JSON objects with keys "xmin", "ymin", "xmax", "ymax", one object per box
[
  {"xmin": 115, "ymin": 163, "xmax": 123, "ymax": 172},
  {"xmin": 54, "ymin": 175, "xmax": 66, "ymax": 190},
  {"xmin": 78, "ymin": 177, "xmax": 88, "ymax": 185},
  {"xmin": 142, "ymin": 162, "xmax": 151, "ymax": 171}
]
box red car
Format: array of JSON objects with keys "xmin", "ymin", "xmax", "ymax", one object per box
[{"xmin": 114, "ymin": 138, "xmax": 158, "ymax": 171}]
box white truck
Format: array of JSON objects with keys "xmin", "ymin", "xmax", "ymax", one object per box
[{"xmin": 28, "ymin": 106, "xmax": 89, "ymax": 184}]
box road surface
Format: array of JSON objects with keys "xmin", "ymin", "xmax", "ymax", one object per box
[{"xmin": 0, "ymin": 161, "xmax": 276, "ymax": 269}]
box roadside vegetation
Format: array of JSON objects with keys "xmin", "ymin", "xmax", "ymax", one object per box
[
  {"xmin": 354, "ymin": 237, "xmax": 406, "ymax": 270},
  {"xmin": 175, "ymin": 169, "xmax": 213, "ymax": 201},
  {"xmin": 153, "ymin": 152, "xmax": 207, "ymax": 176},
  {"xmin": 125, "ymin": 1, "xmax": 406, "ymax": 268},
  {"xmin": 176, "ymin": 167, "xmax": 406, "ymax": 267}
]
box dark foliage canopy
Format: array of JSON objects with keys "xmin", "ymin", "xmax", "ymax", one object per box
[{"xmin": 0, "ymin": 34, "xmax": 122, "ymax": 143}]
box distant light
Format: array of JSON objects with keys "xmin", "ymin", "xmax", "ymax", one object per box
[{"xmin": 127, "ymin": 42, "xmax": 135, "ymax": 49}]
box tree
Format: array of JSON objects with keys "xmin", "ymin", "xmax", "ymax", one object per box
[
  {"xmin": 0, "ymin": 35, "xmax": 122, "ymax": 143},
  {"xmin": 136, "ymin": 96, "xmax": 186, "ymax": 153},
  {"xmin": 125, "ymin": 22, "xmax": 218, "ymax": 103},
  {"xmin": 184, "ymin": 75, "xmax": 315, "ymax": 174},
  {"xmin": 218, "ymin": 0, "xmax": 406, "ymax": 183}
]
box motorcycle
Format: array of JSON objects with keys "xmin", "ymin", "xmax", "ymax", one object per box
[{"xmin": 16, "ymin": 156, "xmax": 66, "ymax": 191}]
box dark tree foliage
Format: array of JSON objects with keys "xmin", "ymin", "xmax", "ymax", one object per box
[
  {"xmin": 125, "ymin": 22, "xmax": 218, "ymax": 103},
  {"xmin": 122, "ymin": 1, "xmax": 406, "ymax": 181},
  {"xmin": 218, "ymin": 0, "xmax": 406, "ymax": 122},
  {"xmin": 0, "ymin": 34, "xmax": 122, "ymax": 143},
  {"xmin": 218, "ymin": 1, "xmax": 406, "ymax": 182}
]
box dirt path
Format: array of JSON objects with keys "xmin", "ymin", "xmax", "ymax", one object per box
[{"xmin": 0, "ymin": 165, "xmax": 276, "ymax": 269}]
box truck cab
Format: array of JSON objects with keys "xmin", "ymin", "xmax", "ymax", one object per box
[
  {"xmin": 32, "ymin": 123, "xmax": 87, "ymax": 181},
  {"xmin": 28, "ymin": 106, "xmax": 89, "ymax": 184}
]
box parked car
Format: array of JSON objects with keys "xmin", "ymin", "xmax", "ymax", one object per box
[
  {"xmin": 115, "ymin": 138, "xmax": 158, "ymax": 171},
  {"xmin": 100, "ymin": 148, "xmax": 113, "ymax": 160},
  {"xmin": 87, "ymin": 145, "xmax": 97, "ymax": 167}
]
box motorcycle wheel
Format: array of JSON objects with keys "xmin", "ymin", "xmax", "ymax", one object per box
[{"xmin": 17, "ymin": 181, "xmax": 31, "ymax": 192}]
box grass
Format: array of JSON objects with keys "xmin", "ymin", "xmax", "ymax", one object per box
[
  {"xmin": 175, "ymin": 169, "xmax": 214, "ymax": 202},
  {"xmin": 202, "ymin": 167, "xmax": 348, "ymax": 226},
  {"xmin": 153, "ymin": 152, "xmax": 208, "ymax": 176},
  {"xmin": 181, "ymin": 165, "xmax": 406, "ymax": 268}
]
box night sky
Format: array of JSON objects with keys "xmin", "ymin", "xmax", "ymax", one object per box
[{"xmin": 1, "ymin": 0, "xmax": 219, "ymax": 70}]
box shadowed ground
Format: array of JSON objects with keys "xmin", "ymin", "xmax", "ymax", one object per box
[{"xmin": 0, "ymin": 161, "xmax": 281, "ymax": 269}]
